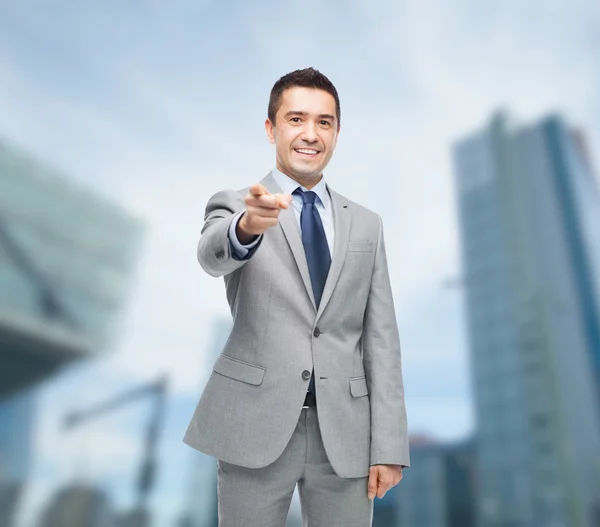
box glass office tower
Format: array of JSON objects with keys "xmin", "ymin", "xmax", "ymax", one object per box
[
  {"xmin": 453, "ymin": 112, "xmax": 600, "ymax": 527},
  {"xmin": 0, "ymin": 391, "xmax": 35, "ymax": 525},
  {"xmin": 0, "ymin": 138, "xmax": 145, "ymax": 397},
  {"xmin": 0, "ymin": 137, "xmax": 145, "ymax": 525},
  {"xmin": 388, "ymin": 437, "xmax": 475, "ymax": 527}
]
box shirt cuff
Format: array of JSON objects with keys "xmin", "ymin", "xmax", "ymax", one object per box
[{"xmin": 228, "ymin": 211, "xmax": 261, "ymax": 259}]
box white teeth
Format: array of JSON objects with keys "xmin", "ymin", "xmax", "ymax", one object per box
[{"xmin": 296, "ymin": 149, "xmax": 318, "ymax": 155}]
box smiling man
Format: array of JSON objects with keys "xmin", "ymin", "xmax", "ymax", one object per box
[{"xmin": 184, "ymin": 67, "xmax": 410, "ymax": 527}]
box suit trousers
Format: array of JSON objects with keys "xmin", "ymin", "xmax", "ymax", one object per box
[{"xmin": 217, "ymin": 407, "xmax": 374, "ymax": 527}]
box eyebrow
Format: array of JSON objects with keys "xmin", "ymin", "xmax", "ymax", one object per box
[{"xmin": 284, "ymin": 111, "xmax": 336, "ymax": 121}]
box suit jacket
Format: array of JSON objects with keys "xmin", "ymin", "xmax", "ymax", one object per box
[{"xmin": 183, "ymin": 171, "xmax": 410, "ymax": 478}]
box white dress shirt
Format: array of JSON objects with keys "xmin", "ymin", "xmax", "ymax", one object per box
[{"xmin": 229, "ymin": 167, "xmax": 335, "ymax": 258}]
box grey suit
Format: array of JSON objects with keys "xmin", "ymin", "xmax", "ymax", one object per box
[{"xmin": 184, "ymin": 171, "xmax": 409, "ymax": 524}]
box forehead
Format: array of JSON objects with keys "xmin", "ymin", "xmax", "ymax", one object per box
[{"xmin": 278, "ymin": 87, "xmax": 336, "ymax": 117}]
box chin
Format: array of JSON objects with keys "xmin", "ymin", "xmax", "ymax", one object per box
[{"xmin": 291, "ymin": 165, "xmax": 323, "ymax": 178}]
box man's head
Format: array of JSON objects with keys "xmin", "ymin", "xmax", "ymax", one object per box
[{"xmin": 266, "ymin": 68, "xmax": 341, "ymax": 184}]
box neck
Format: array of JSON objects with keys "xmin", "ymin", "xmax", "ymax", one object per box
[{"xmin": 277, "ymin": 165, "xmax": 323, "ymax": 190}]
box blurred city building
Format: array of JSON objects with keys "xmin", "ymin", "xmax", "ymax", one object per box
[
  {"xmin": 0, "ymin": 138, "xmax": 145, "ymax": 526},
  {"xmin": 60, "ymin": 376, "xmax": 168, "ymax": 527},
  {"xmin": 179, "ymin": 318, "xmax": 231, "ymax": 527},
  {"xmin": 0, "ymin": 391, "xmax": 35, "ymax": 527},
  {"xmin": 0, "ymin": 139, "xmax": 144, "ymax": 399},
  {"xmin": 453, "ymin": 112, "xmax": 600, "ymax": 526},
  {"xmin": 113, "ymin": 508, "xmax": 151, "ymax": 527},
  {"xmin": 38, "ymin": 484, "xmax": 114, "ymax": 527},
  {"xmin": 373, "ymin": 435, "xmax": 476, "ymax": 527}
]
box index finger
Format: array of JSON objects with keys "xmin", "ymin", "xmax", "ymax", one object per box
[{"xmin": 249, "ymin": 183, "xmax": 270, "ymax": 198}]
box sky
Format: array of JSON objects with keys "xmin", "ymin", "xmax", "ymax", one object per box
[{"xmin": 0, "ymin": 0, "xmax": 599, "ymax": 524}]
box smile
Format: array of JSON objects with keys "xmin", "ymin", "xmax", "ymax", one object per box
[{"xmin": 294, "ymin": 148, "xmax": 320, "ymax": 156}]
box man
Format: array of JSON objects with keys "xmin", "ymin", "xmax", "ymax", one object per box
[{"xmin": 184, "ymin": 67, "xmax": 409, "ymax": 526}]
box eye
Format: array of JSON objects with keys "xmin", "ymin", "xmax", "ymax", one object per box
[
  {"xmin": 320, "ymin": 120, "xmax": 331, "ymax": 127},
  {"xmin": 291, "ymin": 117, "xmax": 301, "ymax": 123}
]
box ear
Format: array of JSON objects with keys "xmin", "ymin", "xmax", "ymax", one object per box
[{"xmin": 265, "ymin": 118, "xmax": 275, "ymax": 144}]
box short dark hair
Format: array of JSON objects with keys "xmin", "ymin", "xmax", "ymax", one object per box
[{"xmin": 268, "ymin": 67, "xmax": 341, "ymax": 127}]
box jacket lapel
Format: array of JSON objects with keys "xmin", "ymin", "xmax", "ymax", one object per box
[
  {"xmin": 316, "ymin": 187, "xmax": 351, "ymax": 321},
  {"xmin": 261, "ymin": 172, "xmax": 317, "ymax": 310}
]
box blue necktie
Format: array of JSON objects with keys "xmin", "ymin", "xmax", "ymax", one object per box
[{"xmin": 294, "ymin": 188, "xmax": 331, "ymax": 395}]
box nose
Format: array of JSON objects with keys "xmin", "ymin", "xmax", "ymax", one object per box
[{"xmin": 300, "ymin": 121, "xmax": 318, "ymax": 143}]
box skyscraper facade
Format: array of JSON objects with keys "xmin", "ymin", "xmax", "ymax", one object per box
[
  {"xmin": 0, "ymin": 138, "xmax": 145, "ymax": 398},
  {"xmin": 38, "ymin": 484, "xmax": 114, "ymax": 527},
  {"xmin": 0, "ymin": 391, "xmax": 35, "ymax": 526},
  {"xmin": 453, "ymin": 112, "xmax": 600, "ymax": 526},
  {"xmin": 0, "ymin": 137, "xmax": 145, "ymax": 525},
  {"xmin": 386, "ymin": 436, "xmax": 476, "ymax": 527}
]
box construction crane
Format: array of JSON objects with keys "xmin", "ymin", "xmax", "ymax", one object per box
[{"xmin": 63, "ymin": 375, "xmax": 168, "ymax": 527}]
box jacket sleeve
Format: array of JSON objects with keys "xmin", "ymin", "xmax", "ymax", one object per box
[
  {"xmin": 228, "ymin": 211, "xmax": 263, "ymax": 259},
  {"xmin": 362, "ymin": 215, "xmax": 410, "ymax": 467},
  {"xmin": 197, "ymin": 189, "xmax": 263, "ymax": 277}
]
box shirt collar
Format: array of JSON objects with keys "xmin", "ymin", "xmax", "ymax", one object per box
[{"xmin": 272, "ymin": 167, "xmax": 330, "ymax": 208}]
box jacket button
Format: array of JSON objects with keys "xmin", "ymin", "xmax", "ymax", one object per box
[
  {"xmin": 302, "ymin": 370, "xmax": 311, "ymax": 380},
  {"xmin": 313, "ymin": 327, "xmax": 321, "ymax": 338}
]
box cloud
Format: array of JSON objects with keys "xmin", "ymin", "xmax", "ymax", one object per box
[{"xmin": 1, "ymin": 0, "xmax": 599, "ymax": 522}]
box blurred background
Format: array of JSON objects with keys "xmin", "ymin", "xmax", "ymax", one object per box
[{"xmin": 0, "ymin": 1, "xmax": 599, "ymax": 526}]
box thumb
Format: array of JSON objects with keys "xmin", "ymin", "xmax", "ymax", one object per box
[{"xmin": 367, "ymin": 466, "xmax": 378, "ymax": 500}]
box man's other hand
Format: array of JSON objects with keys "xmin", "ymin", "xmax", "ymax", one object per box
[
  {"xmin": 367, "ymin": 465, "xmax": 403, "ymax": 500},
  {"xmin": 237, "ymin": 184, "xmax": 293, "ymax": 244}
]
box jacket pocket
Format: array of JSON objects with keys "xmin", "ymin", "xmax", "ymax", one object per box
[
  {"xmin": 348, "ymin": 241, "xmax": 373, "ymax": 253},
  {"xmin": 350, "ymin": 376, "xmax": 369, "ymax": 397},
  {"xmin": 213, "ymin": 354, "xmax": 266, "ymax": 386}
]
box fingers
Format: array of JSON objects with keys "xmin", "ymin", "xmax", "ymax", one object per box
[
  {"xmin": 368, "ymin": 466, "xmax": 401, "ymax": 500},
  {"xmin": 240, "ymin": 183, "xmax": 293, "ymax": 237},
  {"xmin": 249, "ymin": 183, "xmax": 269, "ymax": 198},
  {"xmin": 248, "ymin": 183, "xmax": 292, "ymax": 209},
  {"xmin": 246, "ymin": 205, "xmax": 281, "ymax": 218},
  {"xmin": 240, "ymin": 208, "xmax": 279, "ymax": 231},
  {"xmin": 246, "ymin": 192, "xmax": 292, "ymax": 210},
  {"xmin": 367, "ymin": 467, "xmax": 378, "ymax": 500},
  {"xmin": 248, "ymin": 184, "xmax": 277, "ymax": 209},
  {"xmin": 377, "ymin": 479, "xmax": 392, "ymax": 499}
]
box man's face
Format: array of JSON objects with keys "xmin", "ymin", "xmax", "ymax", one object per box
[{"xmin": 265, "ymin": 87, "xmax": 339, "ymax": 181}]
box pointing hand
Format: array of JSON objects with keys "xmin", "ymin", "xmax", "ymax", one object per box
[{"xmin": 237, "ymin": 184, "xmax": 293, "ymax": 243}]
